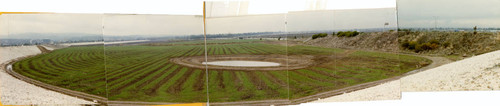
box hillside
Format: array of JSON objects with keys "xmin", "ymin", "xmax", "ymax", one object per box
[
  {"xmin": 302, "ymin": 31, "xmax": 500, "ymax": 61},
  {"xmin": 302, "ymin": 31, "xmax": 399, "ymax": 52},
  {"xmin": 398, "ymin": 31, "xmax": 500, "ymax": 60}
]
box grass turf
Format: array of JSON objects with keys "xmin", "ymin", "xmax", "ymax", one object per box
[{"xmin": 13, "ymin": 39, "xmax": 429, "ymax": 102}]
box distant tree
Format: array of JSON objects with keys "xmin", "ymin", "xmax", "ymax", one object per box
[
  {"xmin": 312, "ymin": 33, "xmax": 328, "ymax": 39},
  {"xmin": 294, "ymin": 36, "xmax": 297, "ymax": 39},
  {"xmin": 278, "ymin": 37, "xmax": 281, "ymax": 41},
  {"xmin": 337, "ymin": 31, "xmax": 344, "ymax": 37},
  {"xmin": 408, "ymin": 41, "xmax": 418, "ymax": 50},
  {"xmin": 473, "ymin": 26, "xmax": 477, "ymax": 35},
  {"xmin": 260, "ymin": 38, "xmax": 262, "ymax": 40},
  {"xmin": 336, "ymin": 31, "xmax": 359, "ymax": 37}
]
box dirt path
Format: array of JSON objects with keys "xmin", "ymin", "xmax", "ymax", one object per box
[
  {"xmin": 36, "ymin": 46, "xmax": 51, "ymax": 53},
  {"xmin": 404, "ymin": 55, "xmax": 453, "ymax": 75}
]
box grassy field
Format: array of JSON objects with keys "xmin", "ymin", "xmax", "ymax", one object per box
[{"xmin": 12, "ymin": 39, "xmax": 430, "ymax": 102}]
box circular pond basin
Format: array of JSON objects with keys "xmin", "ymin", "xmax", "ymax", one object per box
[{"xmin": 202, "ymin": 61, "xmax": 280, "ymax": 67}]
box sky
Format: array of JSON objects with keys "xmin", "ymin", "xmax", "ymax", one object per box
[
  {"xmin": 206, "ymin": 14, "xmax": 286, "ymax": 34},
  {"xmin": 286, "ymin": 8, "xmax": 397, "ymax": 32},
  {"xmin": 207, "ymin": 0, "xmax": 397, "ymax": 33},
  {"xmin": 0, "ymin": 0, "xmax": 395, "ymax": 15},
  {"xmin": 103, "ymin": 15, "xmax": 203, "ymax": 36},
  {"xmin": 1, "ymin": 0, "xmax": 399, "ymax": 37},
  {"xmin": 398, "ymin": 0, "xmax": 500, "ymax": 28},
  {"xmin": 0, "ymin": 15, "xmax": 7, "ymax": 37},
  {"xmin": 3, "ymin": 14, "xmax": 103, "ymax": 36},
  {"xmin": 3, "ymin": 0, "xmax": 498, "ymax": 37},
  {"xmin": 247, "ymin": 0, "xmax": 396, "ymax": 14}
]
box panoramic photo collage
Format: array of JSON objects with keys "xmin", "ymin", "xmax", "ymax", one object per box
[{"xmin": 0, "ymin": 0, "xmax": 499, "ymax": 105}]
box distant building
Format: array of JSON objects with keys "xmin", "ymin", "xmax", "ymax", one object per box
[{"xmin": 42, "ymin": 39, "xmax": 52, "ymax": 44}]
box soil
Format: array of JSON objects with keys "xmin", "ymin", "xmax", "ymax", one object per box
[{"xmin": 170, "ymin": 54, "xmax": 315, "ymax": 71}]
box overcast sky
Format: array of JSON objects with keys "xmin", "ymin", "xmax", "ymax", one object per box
[
  {"xmin": 103, "ymin": 15, "xmax": 203, "ymax": 36},
  {"xmin": 0, "ymin": 15, "xmax": 7, "ymax": 37},
  {"xmin": 1, "ymin": 0, "xmax": 398, "ymax": 37},
  {"xmin": 206, "ymin": 0, "xmax": 396, "ymax": 33},
  {"xmin": 398, "ymin": 0, "xmax": 500, "ymax": 28},
  {"xmin": 247, "ymin": 0, "xmax": 395, "ymax": 14},
  {"xmin": 3, "ymin": 14, "xmax": 102, "ymax": 36},
  {"xmin": 206, "ymin": 14, "xmax": 286, "ymax": 34},
  {"xmin": 16, "ymin": 0, "xmax": 499, "ymax": 37},
  {"xmin": 4, "ymin": 0, "xmax": 498, "ymax": 38},
  {"xmin": 286, "ymin": 8, "xmax": 397, "ymax": 32}
]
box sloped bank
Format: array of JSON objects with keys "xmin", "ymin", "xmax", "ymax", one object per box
[
  {"xmin": 310, "ymin": 50, "xmax": 499, "ymax": 102},
  {"xmin": 0, "ymin": 46, "xmax": 95, "ymax": 105}
]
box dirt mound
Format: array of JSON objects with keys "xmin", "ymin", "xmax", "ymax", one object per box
[
  {"xmin": 171, "ymin": 54, "xmax": 314, "ymax": 71},
  {"xmin": 36, "ymin": 45, "xmax": 52, "ymax": 53},
  {"xmin": 303, "ymin": 32, "xmax": 399, "ymax": 52}
]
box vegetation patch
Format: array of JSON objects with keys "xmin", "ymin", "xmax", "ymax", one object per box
[
  {"xmin": 335, "ymin": 31, "xmax": 360, "ymax": 37},
  {"xmin": 311, "ymin": 33, "xmax": 328, "ymax": 39},
  {"xmin": 398, "ymin": 31, "xmax": 500, "ymax": 58},
  {"xmin": 400, "ymin": 39, "xmax": 440, "ymax": 53},
  {"xmin": 12, "ymin": 39, "xmax": 429, "ymax": 103}
]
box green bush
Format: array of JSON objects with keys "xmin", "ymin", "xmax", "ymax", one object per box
[
  {"xmin": 312, "ymin": 33, "xmax": 328, "ymax": 39},
  {"xmin": 443, "ymin": 42, "xmax": 450, "ymax": 48},
  {"xmin": 337, "ymin": 31, "xmax": 344, "ymax": 37},
  {"xmin": 408, "ymin": 41, "xmax": 418, "ymax": 50},
  {"xmin": 336, "ymin": 31, "xmax": 360, "ymax": 37},
  {"xmin": 414, "ymin": 43, "xmax": 430, "ymax": 53},
  {"xmin": 401, "ymin": 41, "xmax": 410, "ymax": 49},
  {"xmin": 429, "ymin": 39, "xmax": 440, "ymax": 45},
  {"xmin": 348, "ymin": 31, "xmax": 360, "ymax": 37},
  {"xmin": 474, "ymin": 26, "xmax": 477, "ymax": 35},
  {"xmin": 420, "ymin": 43, "xmax": 432, "ymax": 51},
  {"xmin": 407, "ymin": 42, "xmax": 438, "ymax": 53},
  {"xmin": 430, "ymin": 43, "xmax": 439, "ymax": 49},
  {"xmin": 414, "ymin": 44, "xmax": 423, "ymax": 53}
]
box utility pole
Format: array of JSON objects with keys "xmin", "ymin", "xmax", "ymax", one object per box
[
  {"xmin": 433, "ymin": 16, "xmax": 438, "ymax": 30},
  {"xmin": 384, "ymin": 22, "xmax": 389, "ymax": 32}
]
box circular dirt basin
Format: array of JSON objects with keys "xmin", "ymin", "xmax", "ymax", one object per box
[
  {"xmin": 171, "ymin": 54, "xmax": 314, "ymax": 71},
  {"xmin": 202, "ymin": 61, "xmax": 281, "ymax": 67}
]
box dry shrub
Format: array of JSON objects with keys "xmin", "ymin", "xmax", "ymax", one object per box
[{"xmin": 497, "ymin": 33, "xmax": 500, "ymax": 41}]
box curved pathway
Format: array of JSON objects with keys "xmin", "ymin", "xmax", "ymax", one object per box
[{"xmin": 0, "ymin": 46, "xmax": 95, "ymax": 105}]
